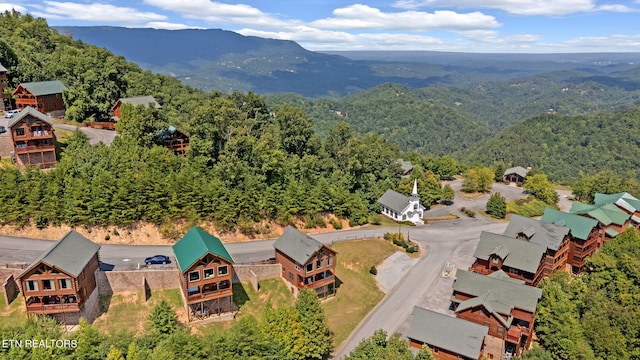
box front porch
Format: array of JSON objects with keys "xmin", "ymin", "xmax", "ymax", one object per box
[{"xmin": 25, "ymin": 294, "xmax": 80, "ymax": 314}]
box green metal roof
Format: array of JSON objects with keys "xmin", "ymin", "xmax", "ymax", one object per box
[
  {"xmin": 7, "ymin": 107, "xmax": 54, "ymax": 128},
  {"xmin": 172, "ymin": 227, "xmax": 234, "ymax": 273},
  {"xmin": 18, "ymin": 231, "xmax": 100, "ymax": 279},
  {"xmin": 541, "ymin": 208, "xmax": 598, "ymax": 241},
  {"xmin": 570, "ymin": 202, "xmax": 629, "ymax": 226},
  {"xmin": 273, "ymin": 226, "xmax": 332, "ymax": 265},
  {"xmin": 18, "ymin": 80, "xmax": 67, "ymax": 96},
  {"xmin": 453, "ymin": 270, "xmax": 542, "ymax": 313},
  {"xmin": 408, "ymin": 306, "xmax": 488, "ymax": 360},
  {"xmin": 605, "ymin": 228, "xmax": 620, "ymax": 237},
  {"xmin": 594, "ymin": 192, "xmax": 640, "ymax": 214},
  {"xmin": 474, "ymin": 231, "xmax": 546, "ymax": 274}
]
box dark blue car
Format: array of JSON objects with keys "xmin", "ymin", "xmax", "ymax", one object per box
[{"xmin": 145, "ymin": 255, "xmax": 171, "ymax": 265}]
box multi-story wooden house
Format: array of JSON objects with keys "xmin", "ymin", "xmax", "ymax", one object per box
[
  {"xmin": 503, "ymin": 214, "xmax": 571, "ymax": 284},
  {"xmin": 16, "ymin": 231, "xmax": 101, "ymax": 324},
  {"xmin": 593, "ymin": 192, "xmax": 640, "ymax": 229},
  {"xmin": 470, "ymin": 231, "xmax": 546, "ymax": 286},
  {"xmin": 451, "ymin": 270, "xmax": 542, "ymax": 359},
  {"xmin": 172, "ymin": 227, "xmax": 235, "ymax": 321},
  {"xmin": 12, "ymin": 80, "xmax": 67, "ymax": 117},
  {"xmin": 8, "ymin": 107, "xmax": 57, "ymax": 168},
  {"xmin": 570, "ymin": 201, "xmax": 630, "ymax": 240},
  {"xmin": 112, "ymin": 95, "xmax": 161, "ymax": 120},
  {"xmin": 541, "ymin": 208, "xmax": 600, "ymax": 274},
  {"xmin": 274, "ymin": 226, "xmax": 337, "ymax": 298},
  {"xmin": 408, "ymin": 306, "xmax": 489, "ymax": 360},
  {"xmin": 0, "ymin": 62, "xmax": 8, "ymax": 111},
  {"xmin": 155, "ymin": 125, "xmax": 189, "ymax": 156}
]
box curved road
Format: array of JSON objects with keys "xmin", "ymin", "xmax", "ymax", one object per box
[{"xmin": 53, "ymin": 124, "xmax": 117, "ymax": 145}]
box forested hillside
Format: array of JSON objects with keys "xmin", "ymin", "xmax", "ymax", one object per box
[{"xmin": 464, "ymin": 108, "xmax": 640, "ymax": 182}]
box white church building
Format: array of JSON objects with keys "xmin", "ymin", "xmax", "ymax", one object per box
[{"xmin": 377, "ymin": 180, "xmax": 425, "ymax": 225}]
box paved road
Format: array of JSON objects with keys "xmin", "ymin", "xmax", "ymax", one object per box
[
  {"xmin": 332, "ymin": 218, "xmax": 508, "ymax": 358},
  {"xmin": 54, "ymin": 124, "xmax": 117, "ymax": 145}
]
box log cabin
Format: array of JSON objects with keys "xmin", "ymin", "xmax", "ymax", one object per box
[
  {"xmin": 451, "ymin": 270, "xmax": 542, "ymax": 359},
  {"xmin": 503, "ymin": 166, "xmax": 528, "ymax": 184},
  {"xmin": 155, "ymin": 125, "xmax": 189, "ymax": 156},
  {"xmin": 8, "ymin": 107, "xmax": 57, "ymax": 168},
  {"xmin": 172, "ymin": 227, "xmax": 235, "ymax": 321},
  {"xmin": 12, "ymin": 80, "xmax": 67, "ymax": 117},
  {"xmin": 273, "ymin": 226, "xmax": 337, "ymax": 298},
  {"xmin": 17, "ymin": 231, "xmax": 101, "ymax": 325},
  {"xmin": 470, "ymin": 231, "xmax": 546, "ymax": 286},
  {"xmin": 112, "ymin": 95, "xmax": 161, "ymax": 120},
  {"xmin": 503, "ymin": 215, "xmax": 571, "ymax": 284},
  {"xmin": 408, "ymin": 306, "xmax": 489, "ymax": 360},
  {"xmin": 570, "ymin": 201, "xmax": 630, "ymax": 240},
  {"xmin": 541, "ymin": 208, "xmax": 600, "ymax": 274}
]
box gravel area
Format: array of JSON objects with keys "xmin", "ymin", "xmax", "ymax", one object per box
[{"xmin": 375, "ymin": 251, "xmax": 419, "ymax": 293}]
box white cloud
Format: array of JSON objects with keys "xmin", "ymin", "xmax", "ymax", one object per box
[
  {"xmin": 310, "ymin": 4, "xmax": 498, "ymax": 31},
  {"xmin": 392, "ymin": 0, "xmax": 635, "ymax": 16},
  {"xmin": 0, "ymin": 4, "xmax": 27, "ymax": 13},
  {"xmin": 33, "ymin": 1, "xmax": 166, "ymax": 23},
  {"xmin": 144, "ymin": 22, "xmax": 204, "ymax": 30}
]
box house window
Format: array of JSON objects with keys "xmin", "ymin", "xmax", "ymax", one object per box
[
  {"xmin": 327, "ymin": 256, "xmax": 332, "ymax": 266},
  {"xmin": 492, "ymin": 257, "xmax": 500, "ymax": 264},
  {"xmin": 204, "ymin": 268, "xmax": 215, "ymax": 279},
  {"xmin": 16, "ymin": 128, "xmax": 25, "ymax": 136},
  {"xmin": 218, "ymin": 265, "xmax": 228, "ymax": 276},
  {"xmin": 316, "ymin": 259, "xmax": 322, "ymax": 268},
  {"xmin": 497, "ymin": 326, "xmax": 505, "ymax": 335},
  {"xmin": 42, "ymin": 279, "xmax": 54, "ymax": 290},
  {"xmin": 306, "ymin": 263, "xmax": 313, "ymax": 272},
  {"xmin": 295, "ymin": 264, "xmax": 301, "ymax": 271},
  {"xmin": 26, "ymin": 280, "xmax": 38, "ymax": 291},
  {"xmin": 189, "ymin": 271, "xmax": 200, "ymax": 282},
  {"xmin": 402, "ymin": 214, "xmax": 406, "ymax": 220},
  {"xmin": 59, "ymin": 278, "xmax": 71, "ymax": 289},
  {"xmin": 288, "ymin": 272, "xmax": 294, "ymax": 281},
  {"xmin": 414, "ymin": 204, "xmax": 418, "ymax": 210}
]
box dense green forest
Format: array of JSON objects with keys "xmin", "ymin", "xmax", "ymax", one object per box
[
  {"xmin": 0, "ymin": 11, "xmax": 462, "ymax": 233},
  {"xmin": 524, "ymin": 228, "xmax": 640, "ymax": 360},
  {"xmin": 0, "ymin": 289, "xmax": 333, "ymax": 360},
  {"xmin": 465, "ymin": 109, "xmax": 640, "ymax": 182}
]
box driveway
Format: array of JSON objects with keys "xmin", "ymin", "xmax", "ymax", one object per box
[{"xmin": 54, "ymin": 124, "xmax": 117, "ymax": 145}]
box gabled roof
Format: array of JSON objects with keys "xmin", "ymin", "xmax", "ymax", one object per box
[
  {"xmin": 504, "ymin": 166, "xmax": 528, "ymax": 178},
  {"xmin": 474, "ymin": 231, "xmax": 545, "ymax": 274},
  {"xmin": 172, "ymin": 227, "xmax": 234, "ymax": 273},
  {"xmin": 408, "ymin": 307, "xmax": 488, "ymax": 360},
  {"xmin": 378, "ymin": 189, "xmax": 411, "ymax": 213},
  {"xmin": 273, "ymin": 226, "xmax": 333, "ymax": 265},
  {"xmin": 18, "ymin": 231, "xmax": 100, "ymax": 279},
  {"xmin": 397, "ymin": 158, "xmax": 414, "ymax": 174},
  {"xmin": 456, "ymin": 291, "xmax": 514, "ymax": 329},
  {"xmin": 14, "ymin": 80, "xmax": 67, "ymax": 96},
  {"xmin": 7, "ymin": 107, "xmax": 54, "ymax": 128},
  {"xmin": 504, "ymin": 214, "xmax": 570, "ymax": 251},
  {"xmin": 593, "ymin": 192, "xmax": 640, "ymax": 213},
  {"xmin": 114, "ymin": 95, "xmax": 161, "ymax": 109},
  {"xmin": 540, "ymin": 208, "xmax": 598, "ymax": 241},
  {"xmin": 453, "ymin": 270, "xmax": 542, "ymax": 313},
  {"xmin": 570, "ymin": 202, "xmax": 630, "ymax": 226}
]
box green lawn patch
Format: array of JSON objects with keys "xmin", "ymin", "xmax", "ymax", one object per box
[
  {"xmin": 0, "ymin": 294, "xmax": 28, "ymax": 326},
  {"xmin": 507, "ymin": 197, "xmax": 558, "ymax": 217},
  {"xmin": 323, "ymin": 238, "xmax": 398, "ymax": 348},
  {"xmin": 93, "ymin": 288, "xmax": 183, "ymax": 334},
  {"xmin": 234, "ymin": 278, "xmax": 295, "ymax": 322}
]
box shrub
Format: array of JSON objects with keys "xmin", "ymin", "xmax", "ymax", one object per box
[
  {"xmin": 330, "ymin": 218, "xmax": 343, "ymax": 230},
  {"xmin": 104, "ymin": 234, "xmax": 110, "ymax": 241},
  {"xmin": 369, "ymin": 214, "xmax": 382, "ymax": 225},
  {"xmin": 369, "ymin": 266, "xmax": 377, "ymax": 275},
  {"xmin": 460, "ymin": 207, "xmax": 476, "ymax": 217},
  {"xmin": 34, "ymin": 215, "xmax": 49, "ymax": 230},
  {"xmin": 486, "ymin": 192, "xmax": 507, "ymax": 219}
]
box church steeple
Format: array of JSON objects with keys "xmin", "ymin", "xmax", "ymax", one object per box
[{"xmin": 412, "ymin": 179, "xmax": 418, "ymax": 199}]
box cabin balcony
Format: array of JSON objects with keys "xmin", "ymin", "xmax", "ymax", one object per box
[
  {"xmin": 14, "ymin": 144, "xmax": 55, "ymax": 154},
  {"xmin": 25, "ymin": 295, "xmax": 80, "ymax": 314},
  {"xmin": 299, "ymin": 271, "xmax": 334, "ymax": 289},
  {"xmin": 186, "ymin": 281, "xmax": 232, "ymax": 303}
]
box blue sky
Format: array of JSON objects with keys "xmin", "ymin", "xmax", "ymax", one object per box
[{"xmin": 2, "ymin": 0, "xmax": 640, "ymax": 52}]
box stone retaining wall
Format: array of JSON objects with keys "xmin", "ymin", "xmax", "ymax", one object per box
[{"xmin": 96, "ymin": 269, "xmax": 180, "ymax": 295}]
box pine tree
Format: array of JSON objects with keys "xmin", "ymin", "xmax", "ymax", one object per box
[
  {"xmin": 486, "ymin": 192, "xmax": 507, "ymax": 219},
  {"xmin": 295, "ymin": 288, "xmax": 333, "ymax": 359}
]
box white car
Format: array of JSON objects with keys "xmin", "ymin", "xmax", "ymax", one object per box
[{"xmin": 4, "ymin": 109, "xmax": 20, "ymax": 118}]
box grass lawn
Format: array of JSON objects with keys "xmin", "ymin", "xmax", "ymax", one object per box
[
  {"xmin": 507, "ymin": 197, "xmax": 558, "ymax": 217},
  {"xmin": 0, "ymin": 293, "xmax": 28, "ymax": 326},
  {"xmin": 234, "ymin": 278, "xmax": 295, "ymax": 322},
  {"xmin": 323, "ymin": 238, "xmax": 398, "ymax": 347},
  {"xmin": 92, "ymin": 288, "xmax": 184, "ymax": 334}
]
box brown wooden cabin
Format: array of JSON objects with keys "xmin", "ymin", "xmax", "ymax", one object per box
[
  {"xmin": 408, "ymin": 306, "xmax": 488, "ymax": 360},
  {"xmin": 502, "ymin": 215, "xmax": 572, "ymax": 285},
  {"xmin": 17, "ymin": 231, "xmax": 100, "ymax": 325},
  {"xmin": 503, "ymin": 166, "xmax": 528, "ymax": 184},
  {"xmin": 112, "ymin": 95, "xmax": 161, "ymax": 119},
  {"xmin": 156, "ymin": 126, "xmax": 189, "ymax": 156},
  {"xmin": 593, "ymin": 192, "xmax": 640, "ymax": 231},
  {"xmin": 451, "ymin": 271, "xmax": 542, "ymax": 359},
  {"xmin": 12, "ymin": 80, "xmax": 67, "ymax": 117},
  {"xmin": 8, "ymin": 107, "xmax": 57, "ymax": 168},
  {"xmin": 540, "ymin": 208, "xmax": 600, "ymax": 274},
  {"xmin": 0, "ymin": 63, "xmax": 8, "ymax": 111},
  {"xmin": 470, "ymin": 231, "xmax": 545, "ymax": 286},
  {"xmin": 273, "ymin": 226, "xmax": 337, "ymax": 298},
  {"xmin": 172, "ymin": 227, "xmax": 235, "ymax": 321}
]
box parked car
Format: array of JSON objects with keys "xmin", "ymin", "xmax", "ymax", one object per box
[
  {"xmin": 0, "ymin": 126, "xmax": 5, "ymax": 134},
  {"xmin": 145, "ymin": 255, "xmax": 171, "ymax": 265},
  {"xmin": 4, "ymin": 109, "xmax": 20, "ymax": 118}
]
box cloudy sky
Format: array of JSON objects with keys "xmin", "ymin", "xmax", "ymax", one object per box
[{"xmin": 2, "ymin": 0, "xmax": 640, "ymax": 52}]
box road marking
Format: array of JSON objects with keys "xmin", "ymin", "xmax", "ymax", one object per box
[{"xmin": 123, "ymin": 259, "xmax": 130, "ymax": 262}]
